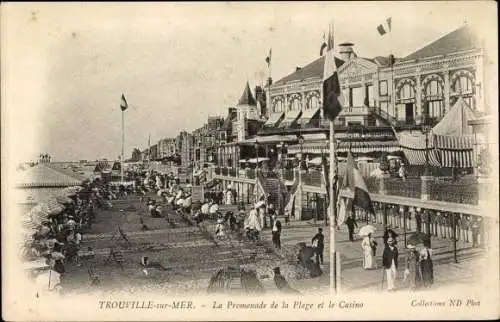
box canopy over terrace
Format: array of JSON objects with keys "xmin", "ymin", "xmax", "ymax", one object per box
[
  {"xmin": 237, "ymin": 134, "xmax": 298, "ymax": 145},
  {"xmin": 287, "ymin": 138, "xmax": 400, "ymax": 155},
  {"xmin": 397, "ymin": 97, "xmax": 477, "ymax": 168}
]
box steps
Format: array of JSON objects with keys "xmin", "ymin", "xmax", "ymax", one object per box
[{"xmin": 256, "ymin": 171, "xmax": 287, "ymax": 215}]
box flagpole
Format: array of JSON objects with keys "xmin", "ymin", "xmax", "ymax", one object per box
[
  {"xmin": 121, "ymin": 109, "xmax": 125, "ymax": 183},
  {"xmin": 327, "ymin": 20, "xmax": 339, "ymax": 296},
  {"xmin": 329, "ymin": 119, "xmax": 337, "ymax": 295}
]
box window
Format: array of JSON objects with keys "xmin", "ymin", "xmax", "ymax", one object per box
[
  {"xmin": 351, "ymin": 86, "xmax": 364, "ymax": 106},
  {"xmin": 307, "ymin": 95, "xmax": 319, "ymax": 110},
  {"xmin": 273, "ymin": 100, "xmax": 284, "ymax": 113},
  {"xmin": 366, "ymin": 84, "xmax": 374, "ymax": 106},
  {"xmin": 428, "ymin": 101, "xmax": 443, "ymax": 118},
  {"xmin": 453, "ymin": 75, "xmax": 475, "ymax": 109},
  {"xmin": 379, "ymin": 80, "xmax": 388, "ymax": 96},
  {"xmin": 454, "ymin": 76, "xmax": 473, "ymax": 94},
  {"xmin": 399, "ymin": 83, "xmax": 415, "ymax": 100},
  {"xmin": 426, "ymin": 80, "xmax": 442, "ymax": 97},
  {"xmin": 289, "ymin": 98, "xmax": 301, "ymax": 111},
  {"xmin": 425, "ymin": 79, "xmax": 444, "ymax": 118}
]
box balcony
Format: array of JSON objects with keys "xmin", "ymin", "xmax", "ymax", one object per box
[
  {"xmin": 282, "ymin": 168, "xmax": 295, "ymax": 181},
  {"xmin": 385, "ymin": 178, "xmax": 422, "ymax": 199},
  {"xmin": 302, "ymin": 171, "xmax": 322, "ymax": 187},
  {"xmin": 429, "ymin": 181, "xmax": 479, "ymax": 205},
  {"xmin": 365, "ymin": 176, "xmax": 380, "ymax": 194}
]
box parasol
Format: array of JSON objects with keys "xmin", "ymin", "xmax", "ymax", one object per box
[
  {"xmin": 47, "ymin": 198, "xmax": 64, "ymax": 215},
  {"xmin": 24, "ymin": 258, "xmax": 50, "ymax": 271},
  {"xmin": 30, "ymin": 204, "xmax": 50, "ymax": 224},
  {"xmin": 255, "ymin": 200, "xmax": 265, "ymax": 208},
  {"xmin": 35, "ymin": 270, "xmax": 61, "ymax": 290},
  {"xmin": 209, "ymin": 204, "xmax": 219, "ymax": 214},
  {"xmin": 201, "ymin": 203, "xmax": 210, "ymax": 215},
  {"xmin": 182, "ymin": 197, "xmax": 192, "ymax": 208},
  {"xmin": 55, "ymin": 195, "xmax": 73, "ymax": 204},
  {"xmin": 358, "ymin": 225, "xmax": 376, "ymax": 237}
]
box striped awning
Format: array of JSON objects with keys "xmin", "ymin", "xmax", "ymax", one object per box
[
  {"xmin": 278, "ymin": 110, "xmax": 302, "ymax": 128},
  {"xmin": 238, "ymin": 134, "xmax": 298, "ymax": 145},
  {"xmin": 398, "ymin": 132, "xmax": 474, "ymax": 168},
  {"xmin": 287, "ymin": 140, "xmax": 400, "ymax": 154},
  {"xmin": 264, "ymin": 112, "xmax": 285, "ymax": 127},
  {"xmin": 434, "ymin": 134, "xmax": 474, "ymax": 150},
  {"xmin": 296, "ymin": 108, "xmax": 320, "ymax": 126},
  {"xmin": 400, "ymin": 149, "xmax": 442, "ymax": 167}
]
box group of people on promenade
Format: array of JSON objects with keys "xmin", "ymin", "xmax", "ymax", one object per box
[
  {"xmin": 21, "ymin": 178, "xmax": 121, "ymax": 292},
  {"xmin": 382, "ymin": 235, "xmax": 434, "ymax": 292}
]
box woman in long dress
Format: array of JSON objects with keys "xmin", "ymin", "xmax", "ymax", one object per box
[
  {"xmin": 404, "ymin": 244, "xmax": 422, "ymax": 290},
  {"xmin": 420, "ymin": 241, "xmax": 434, "ymax": 288},
  {"xmin": 225, "ymin": 189, "xmax": 233, "ymax": 205},
  {"xmin": 361, "ymin": 233, "xmax": 377, "ymax": 269}
]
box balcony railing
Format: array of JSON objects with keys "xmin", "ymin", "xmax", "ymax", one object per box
[
  {"xmin": 246, "ymin": 169, "xmax": 256, "ymax": 179},
  {"xmin": 385, "ymin": 178, "xmax": 422, "ymax": 199},
  {"xmin": 303, "ymin": 171, "xmax": 322, "ymax": 187},
  {"xmin": 282, "ymin": 168, "xmax": 295, "ymax": 181},
  {"xmin": 429, "ymin": 181, "xmax": 479, "ymax": 205},
  {"xmin": 365, "ymin": 177, "xmax": 380, "ymax": 194},
  {"xmin": 211, "ymin": 164, "xmax": 480, "ymax": 206}
]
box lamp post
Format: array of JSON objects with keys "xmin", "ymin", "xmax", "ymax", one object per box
[
  {"xmin": 422, "ymin": 114, "xmax": 432, "ymax": 176},
  {"xmin": 255, "ymin": 140, "xmax": 259, "ymax": 173},
  {"xmin": 298, "ymin": 134, "xmax": 305, "ymax": 170}
]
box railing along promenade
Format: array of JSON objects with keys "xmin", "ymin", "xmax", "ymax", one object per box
[{"xmin": 209, "ymin": 166, "xmax": 488, "ymax": 215}]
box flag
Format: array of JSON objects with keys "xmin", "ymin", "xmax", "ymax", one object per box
[
  {"xmin": 321, "ymin": 152, "xmax": 330, "ymax": 202},
  {"xmin": 322, "ymin": 24, "xmax": 343, "ymax": 121},
  {"xmin": 120, "ymin": 94, "xmax": 128, "ymax": 111},
  {"xmin": 377, "ymin": 17, "xmax": 392, "ymax": 36},
  {"xmin": 337, "ymin": 197, "xmax": 349, "ymax": 226},
  {"xmin": 341, "ymin": 151, "xmax": 375, "ymax": 214},
  {"xmin": 265, "ymin": 48, "xmax": 272, "ymax": 67},
  {"xmin": 320, "ymin": 32, "xmax": 327, "ymax": 56}
]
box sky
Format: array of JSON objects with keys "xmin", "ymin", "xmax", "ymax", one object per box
[{"xmin": 2, "ymin": 1, "xmax": 497, "ymax": 163}]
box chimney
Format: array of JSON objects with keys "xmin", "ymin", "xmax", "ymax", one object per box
[
  {"xmin": 338, "ymin": 42, "xmax": 355, "ymax": 62},
  {"xmin": 296, "ymin": 66, "xmax": 302, "ymax": 72}
]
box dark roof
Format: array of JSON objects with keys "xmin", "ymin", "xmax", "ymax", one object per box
[
  {"xmin": 402, "ymin": 25, "xmax": 481, "ymax": 61},
  {"xmin": 237, "ymin": 82, "xmax": 257, "ymax": 106},
  {"xmin": 274, "ymin": 55, "xmax": 344, "ymax": 86}
]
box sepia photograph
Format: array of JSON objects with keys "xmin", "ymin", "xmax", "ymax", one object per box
[{"xmin": 2, "ymin": 1, "xmax": 499, "ymax": 320}]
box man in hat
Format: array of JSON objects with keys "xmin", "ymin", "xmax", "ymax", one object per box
[
  {"xmin": 311, "ymin": 228, "xmax": 325, "ymax": 265},
  {"xmin": 271, "ymin": 213, "xmax": 282, "ymax": 250},
  {"xmin": 382, "ymin": 237, "xmax": 399, "ymax": 292},
  {"xmin": 345, "ymin": 214, "xmax": 358, "ymax": 242}
]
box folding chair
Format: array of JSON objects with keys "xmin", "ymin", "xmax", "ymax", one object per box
[
  {"xmin": 104, "ymin": 248, "xmax": 124, "ymax": 270},
  {"xmin": 87, "ymin": 263, "xmax": 101, "ymax": 286}
]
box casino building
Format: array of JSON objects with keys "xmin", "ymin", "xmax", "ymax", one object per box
[{"xmin": 255, "ymin": 24, "xmax": 489, "ymax": 167}]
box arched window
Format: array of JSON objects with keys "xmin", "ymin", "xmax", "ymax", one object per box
[
  {"xmin": 425, "ymin": 79, "xmax": 444, "ymax": 118},
  {"xmin": 453, "ymin": 75, "xmax": 475, "ymax": 109},
  {"xmin": 289, "ymin": 97, "xmax": 301, "ymax": 111},
  {"xmin": 307, "ymin": 95, "xmax": 319, "ymax": 110},
  {"xmin": 273, "ymin": 99, "xmax": 284, "ymax": 113},
  {"xmin": 400, "ymin": 83, "xmax": 415, "ymax": 99}
]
